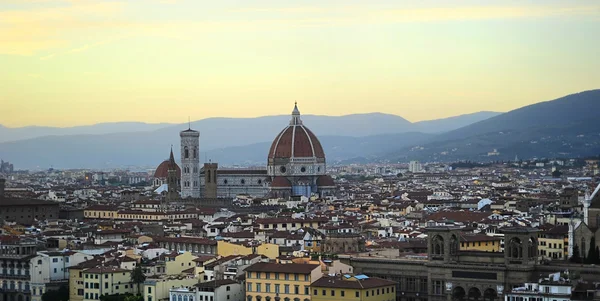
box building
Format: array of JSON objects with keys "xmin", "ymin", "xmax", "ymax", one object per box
[
  {"xmin": 539, "ymin": 225, "xmax": 568, "ymax": 260},
  {"xmin": 199, "ymin": 163, "xmax": 269, "ymax": 199},
  {"xmin": 310, "ymin": 274, "xmax": 397, "ymax": 301},
  {"xmin": 0, "ymin": 179, "xmax": 60, "ymax": 224},
  {"xmin": 0, "ymin": 236, "xmax": 38, "ymax": 301},
  {"xmin": 267, "ymin": 103, "xmax": 335, "ymax": 198},
  {"xmin": 169, "ymin": 280, "xmax": 244, "ymax": 301},
  {"xmin": 409, "ymin": 161, "xmax": 422, "ymax": 173},
  {"xmin": 152, "ymin": 152, "xmax": 181, "ymax": 189},
  {"xmin": 245, "ymin": 262, "xmax": 322, "ymax": 301},
  {"xmin": 144, "ymin": 275, "xmax": 198, "ymax": 301},
  {"xmin": 30, "ymin": 251, "xmax": 89, "ymax": 301},
  {"xmin": 505, "ymin": 279, "xmax": 572, "ymax": 301},
  {"xmin": 180, "ymin": 127, "xmax": 201, "ymax": 198},
  {"xmin": 82, "ymin": 266, "xmax": 134, "ymax": 301}
]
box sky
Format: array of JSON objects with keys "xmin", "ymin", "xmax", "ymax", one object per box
[{"xmin": 1, "ymin": 0, "xmax": 599, "ymax": 128}]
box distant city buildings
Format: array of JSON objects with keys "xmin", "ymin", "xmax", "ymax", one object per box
[
  {"xmin": 0, "ymin": 160, "xmax": 14, "ymax": 173},
  {"xmin": 408, "ymin": 160, "xmax": 422, "ymax": 173}
]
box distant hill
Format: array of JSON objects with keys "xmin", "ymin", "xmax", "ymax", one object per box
[
  {"xmin": 0, "ymin": 122, "xmax": 174, "ymax": 143},
  {"xmin": 0, "ymin": 111, "xmax": 497, "ymax": 169},
  {"xmin": 383, "ymin": 90, "xmax": 600, "ymax": 162}
]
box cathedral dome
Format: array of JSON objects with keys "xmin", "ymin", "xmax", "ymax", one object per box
[
  {"xmin": 268, "ymin": 103, "xmax": 325, "ymax": 160},
  {"xmin": 154, "ymin": 160, "xmax": 181, "ymax": 179}
]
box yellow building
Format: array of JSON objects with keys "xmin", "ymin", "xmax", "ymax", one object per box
[
  {"xmin": 69, "ymin": 265, "xmax": 86, "ymax": 301},
  {"xmin": 245, "ymin": 263, "xmax": 322, "ymax": 301},
  {"xmin": 459, "ymin": 234, "xmax": 502, "ymax": 252},
  {"xmin": 217, "ymin": 241, "xmax": 280, "ymax": 259},
  {"xmin": 83, "ymin": 205, "xmax": 117, "ymax": 219},
  {"xmin": 82, "ymin": 266, "xmax": 135, "ymax": 301},
  {"xmin": 143, "ymin": 275, "xmax": 198, "ymax": 301},
  {"xmin": 310, "ymin": 275, "xmax": 396, "ymax": 301},
  {"xmin": 538, "ymin": 225, "xmax": 568, "ymax": 260},
  {"xmin": 165, "ymin": 252, "xmax": 198, "ymax": 275}
]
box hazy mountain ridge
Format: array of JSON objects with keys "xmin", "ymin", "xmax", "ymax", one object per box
[
  {"xmin": 382, "ymin": 90, "xmax": 600, "ymax": 162},
  {"xmin": 0, "ymin": 112, "xmax": 494, "ymax": 169}
]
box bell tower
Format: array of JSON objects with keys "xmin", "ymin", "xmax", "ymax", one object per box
[
  {"xmin": 180, "ymin": 125, "xmax": 200, "ymax": 198},
  {"xmin": 426, "ymin": 226, "xmax": 460, "ymax": 262}
]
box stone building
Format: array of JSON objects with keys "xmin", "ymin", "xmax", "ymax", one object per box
[
  {"xmin": 180, "ymin": 127, "xmax": 200, "ymax": 198},
  {"xmin": 570, "ymin": 183, "xmax": 600, "ymax": 259},
  {"xmin": 0, "ymin": 179, "xmax": 60, "ymax": 224},
  {"xmin": 266, "ymin": 103, "xmax": 335, "ymax": 198},
  {"xmin": 342, "ymin": 226, "xmax": 600, "ymax": 301}
]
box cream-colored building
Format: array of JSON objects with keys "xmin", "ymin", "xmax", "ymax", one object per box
[
  {"xmin": 82, "ymin": 267, "xmax": 134, "ymax": 301},
  {"xmin": 165, "ymin": 252, "xmax": 198, "ymax": 275},
  {"xmin": 217, "ymin": 241, "xmax": 280, "ymax": 259},
  {"xmin": 245, "ymin": 263, "xmax": 322, "ymax": 301},
  {"xmin": 143, "ymin": 275, "xmax": 198, "ymax": 301}
]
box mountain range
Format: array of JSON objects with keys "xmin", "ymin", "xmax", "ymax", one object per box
[
  {"xmin": 1, "ymin": 89, "xmax": 599, "ymax": 170},
  {"xmin": 0, "ymin": 111, "xmax": 497, "ymax": 169}
]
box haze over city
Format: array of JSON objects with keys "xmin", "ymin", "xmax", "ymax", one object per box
[{"xmin": 2, "ymin": 0, "xmax": 600, "ymax": 127}]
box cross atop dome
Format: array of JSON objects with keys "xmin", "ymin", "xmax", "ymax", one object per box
[{"xmin": 290, "ymin": 102, "xmax": 302, "ymax": 125}]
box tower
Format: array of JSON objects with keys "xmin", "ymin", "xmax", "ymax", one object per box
[
  {"xmin": 162, "ymin": 147, "xmax": 179, "ymax": 210},
  {"xmin": 502, "ymin": 227, "xmax": 539, "ymax": 266},
  {"xmin": 180, "ymin": 126, "xmax": 200, "ymax": 198},
  {"xmin": 203, "ymin": 162, "xmax": 218, "ymax": 198}
]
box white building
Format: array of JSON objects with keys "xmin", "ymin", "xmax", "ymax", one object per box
[
  {"xmin": 409, "ymin": 161, "xmax": 422, "ymax": 173},
  {"xmin": 180, "ymin": 127, "xmax": 201, "ymax": 198},
  {"xmin": 169, "ymin": 280, "xmax": 243, "ymax": 301},
  {"xmin": 505, "ymin": 278, "xmax": 572, "ymax": 301},
  {"xmin": 30, "ymin": 251, "xmax": 90, "ymax": 301}
]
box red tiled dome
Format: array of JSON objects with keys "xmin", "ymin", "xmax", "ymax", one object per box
[
  {"xmin": 271, "ymin": 176, "xmax": 292, "ymax": 188},
  {"xmin": 154, "ymin": 160, "xmax": 181, "ymax": 178},
  {"xmin": 317, "ymin": 175, "xmax": 335, "ymax": 187},
  {"xmin": 268, "ymin": 104, "xmax": 325, "ymax": 159}
]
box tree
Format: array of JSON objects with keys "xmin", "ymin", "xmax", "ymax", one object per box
[
  {"xmin": 42, "ymin": 285, "xmax": 69, "ymax": 301},
  {"xmin": 570, "ymin": 245, "xmax": 582, "ymax": 263},
  {"xmin": 130, "ymin": 265, "xmax": 146, "ymax": 295},
  {"xmin": 552, "ymin": 169, "xmax": 562, "ymax": 178}
]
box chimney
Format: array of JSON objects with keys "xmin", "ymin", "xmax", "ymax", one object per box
[{"xmin": 0, "ymin": 178, "xmax": 5, "ymax": 198}]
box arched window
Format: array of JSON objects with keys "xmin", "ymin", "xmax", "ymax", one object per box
[
  {"xmin": 207, "ymin": 171, "xmax": 211, "ymax": 183},
  {"xmin": 178, "ymin": 295, "xmax": 183, "ymax": 301},
  {"xmin": 183, "ymin": 296, "xmax": 189, "ymax": 301},
  {"xmin": 184, "ymin": 147, "xmax": 189, "ymax": 159}
]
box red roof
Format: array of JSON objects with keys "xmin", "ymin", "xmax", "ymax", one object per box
[
  {"xmin": 268, "ymin": 105, "xmax": 325, "ymax": 159},
  {"xmin": 154, "ymin": 160, "xmax": 181, "ymax": 178},
  {"xmin": 271, "ymin": 176, "xmax": 291, "ymax": 188},
  {"xmin": 317, "ymin": 175, "xmax": 335, "ymax": 187}
]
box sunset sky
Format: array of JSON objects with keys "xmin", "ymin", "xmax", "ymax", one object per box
[{"xmin": 2, "ymin": 0, "xmax": 599, "ymax": 127}]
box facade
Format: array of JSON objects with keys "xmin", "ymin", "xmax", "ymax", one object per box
[
  {"xmin": 245, "ymin": 262, "xmax": 322, "ymax": 301},
  {"xmin": 0, "ymin": 179, "xmax": 59, "ymax": 224},
  {"xmin": 310, "ymin": 275, "xmax": 397, "ymax": 301},
  {"xmin": 267, "ymin": 103, "xmax": 335, "ymax": 198},
  {"xmin": 169, "ymin": 280, "xmax": 244, "ymax": 301},
  {"xmin": 180, "ymin": 128, "xmax": 201, "ymax": 198},
  {"xmin": 0, "ymin": 237, "xmax": 37, "ymax": 301},
  {"xmin": 572, "ymin": 183, "xmax": 600, "ymax": 259},
  {"xmin": 82, "ymin": 267, "xmax": 134, "ymax": 301},
  {"xmin": 199, "ymin": 164, "xmax": 269, "ymax": 199},
  {"xmin": 30, "ymin": 251, "xmax": 89, "ymax": 301},
  {"xmin": 505, "ymin": 281, "xmax": 572, "ymax": 301},
  {"xmin": 143, "ymin": 275, "xmax": 198, "ymax": 301}
]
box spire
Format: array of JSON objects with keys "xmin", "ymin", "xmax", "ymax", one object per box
[
  {"xmin": 168, "ymin": 145, "xmax": 176, "ymax": 170},
  {"xmin": 188, "ymin": 116, "xmax": 191, "ymax": 130},
  {"xmin": 290, "ymin": 101, "xmax": 302, "ymax": 125}
]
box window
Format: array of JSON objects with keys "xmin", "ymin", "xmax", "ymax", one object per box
[
  {"xmin": 256, "ymin": 283, "xmax": 261, "ymax": 293},
  {"xmin": 341, "ymin": 291, "xmax": 345, "ymax": 297},
  {"xmin": 331, "ymin": 290, "xmax": 335, "ymax": 296},
  {"xmin": 52, "ymin": 258, "xmax": 58, "ymax": 263},
  {"xmin": 304, "ymin": 275, "xmax": 309, "ymax": 281},
  {"xmin": 433, "ymin": 281, "xmax": 444, "ymax": 295},
  {"xmin": 275, "ymin": 273, "xmax": 280, "ymax": 280},
  {"xmin": 275, "ymin": 284, "xmax": 280, "ymax": 294},
  {"xmin": 266, "ymin": 272, "xmax": 270, "ymax": 279},
  {"xmin": 294, "ymin": 274, "xmax": 299, "ymax": 281},
  {"xmin": 322, "ymin": 290, "xmax": 326, "ymax": 296},
  {"xmin": 305, "ymin": 286, "xmax": 309, "ymax": 295},
  {"xmin": 285, "ymin": 274, "xmax": 289, "ymax": 280},
  {"xmin": 256, "ymin": 272, "xmax": 261, "ymax": 279},
  {"xmin": 355, "ymin": 292, "xmax": 360, "ymax": 298},
  {"xmin": 148, "ymin": 287, "xmax": 152, "ymax": 294},
  {"xmin": 266, "ymin": 284, "xmax": 271, "ymax": 293},
  {"xmin": 227, "ymin": 286, "xmax": 231, "ymax": 292},
  {"xmin": 294, "ymin": 285, "xmax": 299, "ymax": 295},
  {"xmin": 314, "ymin": 289, "xmax": 318, "ymax": 296},
  {"xmin": 247, "ymin": 282, "xmax": 253, "ymax": 292},
  {"xmin": 284, "ymin": 285, "xmax": 290, "ymax": 294}
]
